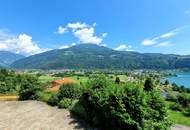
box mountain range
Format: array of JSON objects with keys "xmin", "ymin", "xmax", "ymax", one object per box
[
  {"xmin": 0, "ymin": 51, "xmax": 24, "ymax": 68},
  {"xmin": 8, "ymin": 44, "xmax": 190, "ymax": 70}
]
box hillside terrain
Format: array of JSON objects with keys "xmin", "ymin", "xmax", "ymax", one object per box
[
  {"xmin": 0, "ymin": 51, "xmax": 24, "ymax": 68},
  {"xmin": 11, "ymin": 44, "xmax": 190, "ymax": 70}
]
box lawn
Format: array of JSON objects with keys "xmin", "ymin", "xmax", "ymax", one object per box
[
  {"xmin": 39, "ymin": 75, "xmax": 59, "ymax": 83},
  {"xmin": 168, "ymin": 110, "xmax": 190, "ymax": 127}
]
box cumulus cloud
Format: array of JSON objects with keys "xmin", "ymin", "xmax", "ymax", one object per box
[
  {"xmin": 56, "ymin": 22, "xmax": 107, "ymax": 45},
  {"xmin": 57, "ymin": 26, "xmax": 67, "ymax": 34},
  {"xmin": 73, "ymin": 27, "xmax": 103, "ymax": 44},
  {"xmin": 0, "ymin": 30, "xmax": 48, "ymax": 56},
  {"xmin": 115, "ymin": 44, "xmax": 134, "ymax": 51},
  {"xmin": 67, "ymin": 22, "xmax": 88, "ymax": 31}
]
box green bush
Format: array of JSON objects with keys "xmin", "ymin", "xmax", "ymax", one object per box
[
  {"xmin": 36, "ymin": 91, "xmax": 52, "ymax": 102},
  {"xmin": 170, "ymin": 103, "xmax": 183, "ymax": 111},
  {"xmin": 166, "ymin": 92, "xmax": 178, "ymax": 102},
  {"xmin": 78, "ymin": 76, "xmax": 171, "ymax": 130},
  {"xmin": 184, "ymin": 107, "xmax": 190, "ymax": 117},
  {"xmin": 47, "ymin": 93, "xmax": 59, "ymax": 106},
  {"xmin": 19, "ymin": 74, "xmax": 43, "ymax": 100},
  {"xmin": 58, "ymin": 83, "xmax": 81, "ymax": 100},
  {"xmin": 58, "ymin": 98, "xmax": 72, "ymax": 109}
]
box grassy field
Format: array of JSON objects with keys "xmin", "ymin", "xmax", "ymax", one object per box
[
  {"xmin": 169, "ymin": 110, "xmax": 190, "ymax": 127},
  {"xmin": 39, "ymin": 75, "xmax": 59, "ymax": 83}
]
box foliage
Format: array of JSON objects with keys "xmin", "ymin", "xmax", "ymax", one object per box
[
  {"xmin": 77, "ymin": 75, "xmax": 171, "ymax": 130},
  {"xmin": 36, "ymin": 91, "xmax": 52, "ymax": 102},
  {"xmin": 47, "ymin": 93, "xmax": 59, "ymax": 106},
  {"xmin": 115, "ymin": 76, "xmax": 120, "ymax": 84},
  {"xmin": 19, "ymin": 74, "xmax": 43, "ymax": 100},
  {"xmin": 0, "ymin": 69, "xmax": 19, "ymax": 94},
  {"xmin": 58, "ymin": 83, "xmax": 81, "ymax": 100},
  {"xmin": 58, "ymin": 98, "xmax": 72, "ymax": 109},
  {"xmin": 144, "ymin": 78, "xmax": 154, "ymax": 92}
]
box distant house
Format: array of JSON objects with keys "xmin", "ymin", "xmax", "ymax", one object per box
[{"xmin": 48, "ymin": 77, "xmax": 76, "ymax": 92}]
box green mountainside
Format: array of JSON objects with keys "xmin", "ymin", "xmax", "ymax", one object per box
[
  {"xmin": 0, "ymin": 51, "xmax": 24, "ymax": 68},
  {"xmin": 10, "ymin": 44, "xmax": 190, "ymax": 70}
]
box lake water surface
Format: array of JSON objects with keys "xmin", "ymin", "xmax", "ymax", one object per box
[{"xmin": 163, "ymin": 72, "xmax": 190, "ymax": 88}]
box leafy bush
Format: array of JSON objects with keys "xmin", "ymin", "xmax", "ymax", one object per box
[
  {"xmin": 78, "ymin": 76, "xmax": 171, "ymax": 130},
  {"xmin": 47, "ymin": 93, "xmax": 59, "ymax": 106},
  {"xmin": 170, "ymin": 103, "xmax": 183, "ymax": 111},
  {"xmin": 184, "ymin": 107, "xmax": 190, "ymax": 117},
  {"xmin": 58, "ymin": 98, "xmax": 72, "ymax": 109},
  {"xmin": 58, "ymin": 83, "xmax": 81, "ymax": 100},
  {"xmin": 36, "ymin": 91, "xmax": 52, "ymax": 102},
  {"xmin": 166, "ymin": 92, "xmax": 178, "ymax": 102},
  {"xmin": 19, "ymin": 74, "xmax": 43, "ymax": 100},
  {"xmin": 144, "ymin": 78, "xmax": 154, "ymax": 92}
]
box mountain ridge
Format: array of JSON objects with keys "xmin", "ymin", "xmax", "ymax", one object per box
[
  {"xmin": 0, "ymin": 51, "xmax": 25, "ymax": 68},
  {"xmin": 10, "ymin": 44, "xmax": 190, "ymax": 70}
]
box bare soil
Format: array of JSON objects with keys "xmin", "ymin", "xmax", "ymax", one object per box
[
  {"xmin": 0, "ymin": 101, "xmax": 189, "ymax": 130},
  {"xmin": 0, "ymin": 101, "xmax": 92, "ymax": 130}
]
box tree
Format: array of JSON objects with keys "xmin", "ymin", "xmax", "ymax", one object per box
[
  {"xmin": 19, "ymin": 74, "xmax": 43, "ymax": 100},
  {"xmin": 164, "ymin": 80, "xmax": 169, "ymax": 85},
  {"xmin": 78, "ymin": 76, "xmax": 171, "ymax": 130},
  {"xmin": 144, "ymin": 78, "xmax": 154, "ymax": 92},
  {"xmin": 115, "ymin": 77, "xmax": 120, "ymax": 84}
]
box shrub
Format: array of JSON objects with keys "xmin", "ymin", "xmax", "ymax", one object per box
[
  {"xmin": 115, "ymin": 77, "xmax": 120, "ymax": 84},
  {"xmin": 58, "ymin": 83, "xmax": 81, "ymax": 100},
  {"xmin": 144, "ymin": 78, "xmax": 154, "ymax": 92},
  {"xmin": 36, "ymin": 91, "xmax": 52, "ymax": 102},
  {"xmin": 78, "ymin": 76, "xmax": 171, "ymax": 130},
  {"xmin": 19, "ymin": 74, "xmax": 43, "ymax": 100},
  {"xmin": 166, "ymin": 92, "xmax": 177, "ymax": 102},
  {"xmin": 47, "ymin": 93, "xmax": 59, "ymax": 106},
  {"xmin": 184, "ymin": 107, "xmax": 190, "ymax": 117},
  {"xmin": 58, "ymin": 98, "xmax": 72, "ymax": 109},
  {"xmin": 170, "ymin": 103, "xmax": 183, "ymax": 111}
]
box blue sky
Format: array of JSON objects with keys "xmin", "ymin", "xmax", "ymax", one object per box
[{"xmin": 0, "ymin": 0, "xmax": 190, "ymax": 55}]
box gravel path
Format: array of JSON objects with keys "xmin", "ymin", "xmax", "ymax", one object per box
[
  {"xmin": 0, "ymin": 101, "xmax": 92, "ymax": 130},
  {"xmin": 0, "ymin": 101, "xmax": 190, "ymax": 130},
  {"xmin": 172, "ymin": 124, "xmax": 190, "ymax": 130}
]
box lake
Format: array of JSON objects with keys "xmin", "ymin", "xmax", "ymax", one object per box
[{"xmin": 162, "ymin": 72, "xmax": 190, "ymax": 88}]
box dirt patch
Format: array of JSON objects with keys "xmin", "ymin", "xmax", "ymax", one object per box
[
  {"xmin": 171, "ymin": 124, "xmax": 190, "ymax": 130},
  {"xmin": 0, "ymin": 101, "xmax": 92, "ymax": 130}
]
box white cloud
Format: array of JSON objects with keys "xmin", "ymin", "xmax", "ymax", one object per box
[
  {"xmin": 102, "ymin": 33, "xmax": 108, "ymax": 38},
  {"xmin": 115, "ymin": 44, "xmax": 134, "ymax": 51},
  {"xmin": 67, "ymin": 22, "xmax": 88, "ymax": 31},
  {"xmin": 73, "ymin": 27, "xmax": 103, "ymax": 44},
  {"xmin": 57, "ymin": 26, "xmax": 67, "ymax": 34},
  {"xmin": 160, "ymin": 32, "xmax": 176, "ymax": 38},
  {"xmin": 141, "ymin": 39, "xmax": 156, "ymax": 46},
  {"xmin": 56, "ymin": 22, "xmax": 107, "ymax": 45},
  {"xmin": 71, "ymin": 42, "xmax": 76, "ymax": 46},
  {"xmin": 184, "ymin": 10, "xmax": 190, "ymax": 15},
  {"xmin": 59, "ymin": 42, "xmax": 76, "ymax": 49},
  {"xmin": 0, "ymin": 30, "xmax": 48, "ymax": 56},
  {"xmin": 93, "ymin": 22, "xmax": 97, "ymax": 27},
  {"xmin": 156, "ymin": 41, "xmax": 174, "ymax": 47},
  {"xmin": 59, "ymin": 45, "xmax": 69, "ymax": 49},
  {"xmin": 141, "ymin": 27, "xmax": 182, "ymax": 47}
]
